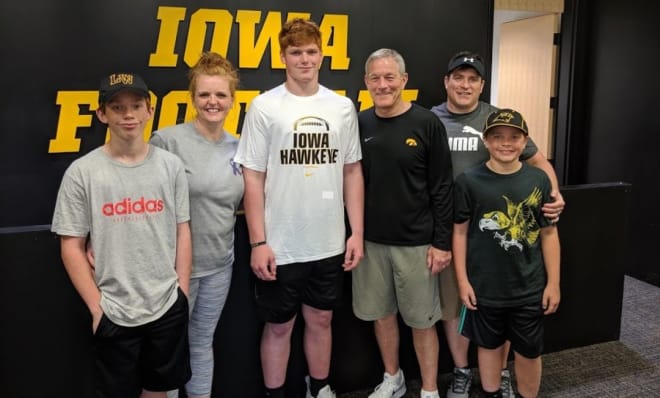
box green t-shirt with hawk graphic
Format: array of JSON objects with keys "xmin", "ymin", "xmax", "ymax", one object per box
[{"xmin": 454, "ymin": 162, "xmax": 553, "ymax": 307}]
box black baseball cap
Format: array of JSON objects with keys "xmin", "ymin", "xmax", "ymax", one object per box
[
  {"xmin": 447, "ymin": 55, "xmax": 485, "ymax": 77},
  {"xmin": 483, "ymin": 109, "xmax": 529, "ymax": 136},
  {"xmin": 99, "ymin": 73, "xmax": 149, "ymax": 103}
]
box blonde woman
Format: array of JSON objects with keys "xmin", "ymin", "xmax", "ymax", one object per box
[{"xmin": 152, "ymin": 52, "xmax": 244, "ymax": 398}]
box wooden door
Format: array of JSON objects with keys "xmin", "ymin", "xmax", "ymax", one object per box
[{"xmin": 497, "ymin": 14, "xmax": 559, "ymax": 159}]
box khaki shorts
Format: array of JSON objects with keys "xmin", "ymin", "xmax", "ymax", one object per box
[
  {"xmin": 438, "ymin": 260, "xmax": 462, "ymax": 321},
  {"xmin": 352, "ymin": 241, "xmax": 441, "ymax": 329}
]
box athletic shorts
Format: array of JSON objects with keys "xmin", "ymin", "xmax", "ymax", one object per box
[
  {"xmin": 460, "ymin": 302, "xmax": 545, "ymax": 359},
  {"xmin": 352, "ymin": 241, "xmax": 441, "ymax": 329},
  {"xmin": 254, "ymin": 253, "xmax": 344, "ymax": 323},
  {"xmin": 93, "ymin": 288, "xmax": 191, "ymax": 398},
  {"xmin": 438, "ymin": 260, "xmax": 462, "ymax": 321}
]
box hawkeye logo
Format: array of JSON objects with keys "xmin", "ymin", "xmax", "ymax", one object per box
[
  {"xmin": 405, "ymin": 138, "xmax": 418, "ymax": 147},
  {"xmin": 102, "ymin": 197, "xmax": 165, "ymax": 216}
]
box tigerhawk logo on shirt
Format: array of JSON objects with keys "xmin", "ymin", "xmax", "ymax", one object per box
[{"xmin": 102, "ymin": 197, "xmax": 165, "ymax": 216}]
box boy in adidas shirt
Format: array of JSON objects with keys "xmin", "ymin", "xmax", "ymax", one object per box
[{"xmin": 51, "ymin": 73, "xmax": 192, "ymax": 398}]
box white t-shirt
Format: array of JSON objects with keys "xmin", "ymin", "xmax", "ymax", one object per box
[{"xmin": 234, "ymin": 84, "xmax": 361, "ymax": 265}]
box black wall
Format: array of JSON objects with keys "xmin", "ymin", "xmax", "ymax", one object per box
[
  {"xmin": 0, "ymin": 0, "xmax": 492, "ymax": 229},
  {"xmin": 556, "ymin": 0, "xmax": 660, "ymax": 286}
]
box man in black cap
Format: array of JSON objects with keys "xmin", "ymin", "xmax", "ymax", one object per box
[{"xmin": 430, "ymin": 52, "xmax": 564, "ymax": 398}]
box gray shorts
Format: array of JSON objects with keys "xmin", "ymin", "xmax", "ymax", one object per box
[
  {"xmin": 438, "ymin": 260, "xmax": 462, "ymax": 321},
  {"xmin": 352, "ymin": 241, "xmax": 442, "ymax": 329}
]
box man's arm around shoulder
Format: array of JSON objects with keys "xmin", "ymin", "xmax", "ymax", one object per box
[{"xmin": 526, "ymin": 152, "xmax": 565, "ymax": 220}]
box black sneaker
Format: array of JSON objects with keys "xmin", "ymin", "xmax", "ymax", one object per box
[
  {"xmin": 446, "ymin": 367, "xmax": 472, "ymax": 398},
  {"xmin": 500, "ymin": 369, "xmax": 514, "ymax": 398}
]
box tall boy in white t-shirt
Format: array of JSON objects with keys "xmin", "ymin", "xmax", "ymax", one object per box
[{"xmin": 234, "ymin": 18, "xmax": 364, "ymax": 398}]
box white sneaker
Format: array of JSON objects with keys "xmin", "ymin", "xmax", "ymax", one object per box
[
  {"xmin": 305, "ymin": 376, "xmax": 336, "ymax": 398},
  {"xmin": 368, "ymin": 370, "xmax": 406, "ymax": 398}
]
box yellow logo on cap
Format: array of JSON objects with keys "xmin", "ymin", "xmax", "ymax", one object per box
[
  {"xmin": 109, "ymin": 73, "xmax": 134, "ymax": 86},
  {"xmin": 493, "ymin": 111, "xmax": 515, "ymax": 123},
  {"xmin": 405, "ymin": 138, "xmax": 417, "ymax": 147}
]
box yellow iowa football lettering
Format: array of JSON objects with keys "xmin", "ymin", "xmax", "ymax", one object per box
[
  {"xmin": 149, "ymin": 7, "xmax": 186, "ymax": 66},
  {"xmin": 149, "ymin": 7, "xmax": 350, "ymax": 70},
  {"xmin": 184, "ymin": 9, "xmax": 233, "ymax": 68},
  {"xmin": 49, "ymin": 90, "xmax": 263, "ymax": 153},
  {"xmin": 318, "ymin": 14, "xmax": 350, "ymax": 69},
  {"xmin": 357, "ymin": 89, "xmax": 419, "ymax": 111},
  {"xmin": 50, "ymin": 89, "xmax": 424, "ymax": 153},
  {"xmin": 236, "ymin": 10, "xmax": 310, "ymax": 69},
  {"xmin": 49, "ymin": 6, "xmax": 419, "ymax": 154},
  {"xmin": 48, "ymin": 92, "xmax": 159, "ymax": 152},
  {"xmin": 48, "ymin": 91, "xmax": 97, "ymax": 153}
]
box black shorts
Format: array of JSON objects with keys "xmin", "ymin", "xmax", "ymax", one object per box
[
  {"xmin": 93, "ymin": 288, "xmax": 191, "ymax": 398},
  {"xmin": 460, "ymin": 302, "xmax": 545, "ymax": 359},
  {"xmin": 255, "ymin": 253, "xmax": 345, "ymax": 323}
]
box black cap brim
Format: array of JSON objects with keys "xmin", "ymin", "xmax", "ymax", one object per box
[
  {"xmin": 100, "ymin": 87, "xmax": 150, "ymax": 104},
  {"xmin": 98, "ymin": 73, "xmax": 150, "ymax": 104},
  {"xmin": 447, "ymin": 57, "xmax": 485, "ymax": 77}
]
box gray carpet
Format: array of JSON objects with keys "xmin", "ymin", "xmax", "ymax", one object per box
[{"xmin": 340, "ymin": 276, "xmax": 660, "ymax": 397}]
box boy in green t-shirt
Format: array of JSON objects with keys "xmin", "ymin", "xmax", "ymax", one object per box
[{"xmin": 453, "ymin": 109, "xmax": 561, "ymax": 398}]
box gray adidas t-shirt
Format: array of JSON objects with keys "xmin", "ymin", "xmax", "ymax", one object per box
[
  {"xmin": 430, "ymin": 101, "xmax": 538, "ymax": 178},
  {"xmin": 51, "ymin": 146, "xmax": 190, "ymax": 327},
  {"xmin": 151, "ymin": 122, "xmax": 244, "ymax": 278}
]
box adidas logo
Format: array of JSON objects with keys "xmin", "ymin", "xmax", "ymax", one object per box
[{"xmin": 102, "ymin": 197, "xmax": 164, "ymax": 216}]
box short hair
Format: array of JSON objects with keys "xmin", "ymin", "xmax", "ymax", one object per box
[
  {"xmin": 188, "ymin": 52, "xmax": 240, "ymax": 97},
  {"xmin": 364, "ymin": 48, "xmax": 406, "ymax": 75},
  {"xmin": 279, "ymin": 18, "xmax": 322, "ymax": 52}
]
